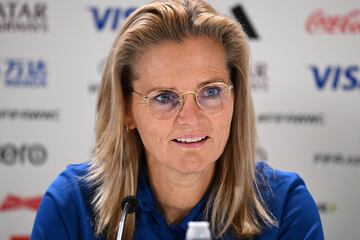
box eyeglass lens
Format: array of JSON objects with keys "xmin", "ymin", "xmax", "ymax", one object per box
[{"xmin": 147, "ymin": 83, "xmax": 231, "ymax": 119}]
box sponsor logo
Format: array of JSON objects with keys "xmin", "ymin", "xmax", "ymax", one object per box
[
  {"xmin": 89, "ymin": 6, "xmax": 137, "ymax": 31},
  {"xmin": 309, "ymin": 65, "xmax": 360, "ymax": 91},
  {"xmin": 0, "ymin": 143, "xmax": 48, "ymax": 166},
  {"xmin": 0, "ymin": 109, "xmax": 59, "ymax": 121},
  {"xmin": 314, "ymin": 152, "xmax": 360, "ymax": 166},
  {"xmin": 306, "ymin": 9, "xmax": 360, "ymax": 34},
  {"xmin": 231, "ymin": 4, "xmax": 259, "ymax": 39},
  {"xmin": 0, "ymin": 195, "xmax": 42, "ymax": 212},
  {"xmin": 257, "ymin": 112, "xmax": 325, "ymax": 125},
  {"xmin": 10, "ymin": 236, "xmax": 29, "ymax": 240},
  {"xmin": 317, "ymin": 202, "xmax": 337, "ymax": 214},
  {"xmin": 251, "ymin": 62, "xmax": 269, "ymax": 91},
  {"xmin": 0, "ymin": 59, "xmax": 47, "ymax": 88},
  {"xmin": 0, "ymin": 2, "xmax": 48, "ymax": 33}
]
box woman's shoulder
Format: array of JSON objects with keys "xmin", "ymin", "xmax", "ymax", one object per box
[
  {"xmin": 31, "ymin": 162, "xmax": 100, "ymax": 239},
  {"xmin": 46, "ymin": 162, "xmax": 92, "ymax": 200},
  {"xmin": 254, "ymin": 161, "xmax": 324, "ymax": 240},
  {"xmin": 255, "ymin": 160, "xmax": 311, "ymax": 211},
  {"xmin": 58, "ymin": 162, "xmax": 91, "ymax": 179},
  {"xmin": 255, "ymin": 161, "xmax": 305, "ymax": 192},
  {"xmin": 51, "ymin": 162, "xmax": 91, "ymax": 183}
]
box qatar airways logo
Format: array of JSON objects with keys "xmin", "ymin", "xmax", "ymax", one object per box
[
  {"xmin": 0, "ymin": 195, "xmax": 42, "ymax": 212},
  {"xmin": 0, "ymin": 1, "xmax": 48, "ymax": 33},
  {"xmin": 305, "ymin": 9, "xmax": 360, "ymax": 34}
]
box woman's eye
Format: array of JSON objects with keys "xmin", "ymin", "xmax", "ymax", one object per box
[
  {"xmin": 202, "ymin": 87, "xmax": 221, "ymax": 98},
  {"xmin": 153, "ymin": 92, "xmax": 178, "ymax": 104}
]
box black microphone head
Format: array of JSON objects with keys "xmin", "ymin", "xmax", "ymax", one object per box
[{"xmin": 121, "ymin": 195, "xmax": 138, "ymax": 214}]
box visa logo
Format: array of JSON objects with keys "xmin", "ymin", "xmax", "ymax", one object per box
[
  {"xmin": 310, "ymin": 65, "xmax": 359, "ymax": 91},
  {"xmin": 89, "ymin": 6, "xmax": 137, "ymax": 31}
]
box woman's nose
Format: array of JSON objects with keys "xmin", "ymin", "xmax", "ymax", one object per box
[{"xmin": 175, "ymin": 93, "xmax": 204, "ymax": 125}]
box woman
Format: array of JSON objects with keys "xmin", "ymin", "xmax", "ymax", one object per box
[{"xmin": 31, "ymin": 0, "xmax": 324, "ymax": 239}]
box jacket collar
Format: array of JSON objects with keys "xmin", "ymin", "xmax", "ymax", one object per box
[{"xmin": 136, "ymin": 157, "xmax": 210, "ymax": 231}]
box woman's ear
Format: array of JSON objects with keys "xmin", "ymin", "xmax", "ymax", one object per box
[{"xmin": 124, "ymin": 108, "xmax": 136, "ymax": 130}]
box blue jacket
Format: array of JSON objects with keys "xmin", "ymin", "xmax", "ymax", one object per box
[{"xmin": 31, "ymin": 161, "xmax": 324, "ymax": 239}]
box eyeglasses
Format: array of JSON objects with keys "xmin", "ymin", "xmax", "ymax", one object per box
[{"xmin": 131, "ymin": 81, "xmax": 234, "ymax": 119}]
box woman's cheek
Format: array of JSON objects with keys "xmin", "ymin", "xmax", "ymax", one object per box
[{"xmin": 140, "ymin": 127, "xmax": 169, "ymax": 159}]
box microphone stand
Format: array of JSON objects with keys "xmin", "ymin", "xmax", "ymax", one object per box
[{"xmin": 116, "ymin": 196, "xmax": 137, "ymax": 240}]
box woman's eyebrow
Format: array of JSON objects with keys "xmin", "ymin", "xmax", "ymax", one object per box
[
  {"xmin": 197, "ymin": 78, "xmax": 228, "ymax": 88},
  {"xmin": 141, "ymin": 77, "xmax": 229, "ymax": 94},
  {"xmin": 142, "ymin": 84, "xmax": 181, "ymax": 94}
]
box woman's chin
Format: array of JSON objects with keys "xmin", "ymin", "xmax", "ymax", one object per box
[{"xmin": 171, "ymin": 159, "xmax": 215, "ymax": 176}]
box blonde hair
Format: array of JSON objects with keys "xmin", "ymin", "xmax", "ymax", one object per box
[{"xmin": 86, "ymin": 0, "xmax": 276, "ymax": 239}]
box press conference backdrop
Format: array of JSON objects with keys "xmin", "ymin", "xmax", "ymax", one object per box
[{"xmin": 0, "ymin": 0, "xmax": 359, "ymax": 239}]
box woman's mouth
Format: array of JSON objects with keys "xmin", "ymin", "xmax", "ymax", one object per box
[
  {"xmin": 175, "ymin": 136, "xmax": 208, "ymax": 143},
  {"xmin": 172, "ymin": 136, "xmax": 209, "ymax": 148}
]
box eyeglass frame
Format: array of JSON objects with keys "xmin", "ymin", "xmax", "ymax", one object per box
[{"xmin": 130, "ymin": 81, "xmax": 234, "ymax": 118}]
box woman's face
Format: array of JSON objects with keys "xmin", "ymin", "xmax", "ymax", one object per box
[{"xmin": 127, "ymin": 37, "xmax": 234, "ymax": 175}]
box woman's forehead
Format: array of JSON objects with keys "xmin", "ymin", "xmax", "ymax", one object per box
[{"xmin": 132, "ymin": 38, "xmax": 229, "ymax": 91}]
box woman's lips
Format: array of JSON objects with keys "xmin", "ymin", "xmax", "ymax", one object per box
[{"xmin": 172, "ymin": 136, "xmax": 209, "ymax": 148}]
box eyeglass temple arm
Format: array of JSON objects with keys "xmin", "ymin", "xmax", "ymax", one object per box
[{"xmin": 131, "ymin": 89, "xmax": 149, "ymax": 100}]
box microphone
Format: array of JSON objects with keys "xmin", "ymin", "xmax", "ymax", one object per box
[{"xmin": 116, "ymin": 195, "xmax": 138, "ymax": 240}]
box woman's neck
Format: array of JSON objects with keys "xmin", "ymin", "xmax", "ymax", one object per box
[{"xmin": 146, "ymin": 161, "xmax": 215, "ymax": 225}]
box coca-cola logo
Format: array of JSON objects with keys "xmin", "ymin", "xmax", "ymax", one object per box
[
  {"xmin": 0, "ymin": 195, "xmax": 42, "ymax": 212},
  {"xmin": 305, "ymin": 9, "xmax": 360, "ymax": 34}
]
